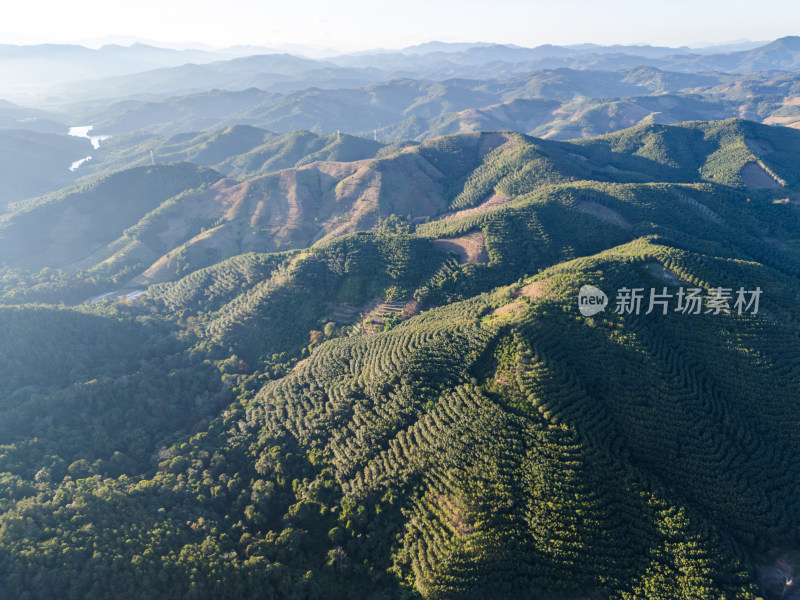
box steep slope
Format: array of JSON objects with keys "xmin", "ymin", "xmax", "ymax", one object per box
[
  {"xmin": 3, "ymin": 228, "xmax": 800, "ymax": 598},
  {"xmin": 5, "ymin": 119, "xmax": 800, "ymax": 297},
  {"xmin": 0, "ymin": 163, "xmax": 223, "ymax": 271},
  {"xmin": 118, "ymin": 146, "xmax": 449, "ymax": 284},
  {"xmin": 0, "ymin": 130, "xmax": 92, "ymax": 208}
]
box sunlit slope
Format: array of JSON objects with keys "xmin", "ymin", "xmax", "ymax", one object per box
[
  {"xmin": 238, "ymin": 239, "xmax": 800, "ymax": 598},
  {"xmin": 88, "ymin": 126, "xmax": 388, "ymax": 180},
  {"xmin": 4, "ymin": 119, "xmax": 800, "ymax": 297},
  {"xmin": 2, "ymin": 234, "xmax": 800, "ymax": 599}
]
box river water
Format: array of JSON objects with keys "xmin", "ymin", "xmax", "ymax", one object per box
[{"xmin": 68, "ymin": 125, "xmax": 111, "ymax": 171}]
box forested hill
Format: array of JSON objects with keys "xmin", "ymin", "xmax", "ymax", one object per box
[
  {"xmin": 3, "ymin": 118, "xmax": 800, "ymax": 303},
  {"xmin": 2, "ymin": 120, "xmax": 800, "ymax": 599}
]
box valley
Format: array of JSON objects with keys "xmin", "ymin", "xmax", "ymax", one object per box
[{"xmin": 3, "ymin": 33, "xmax": 800, "ymax": 600}]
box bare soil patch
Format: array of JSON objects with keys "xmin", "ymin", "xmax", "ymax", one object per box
[
  {"xmin": 435, "ymin": 193, "xmax": 511, "ymax": 222},
  {"xmin": 432, "ymin": 231, "xmax": 488, "ymax": 264},
  {"xmin": 292, "ymin": 358, "xmax": 309, "ymax": 373},
  {"xmin": 401, "ymin": 299, "xmax": 421, "ymax": 319},
  {"xmin": 492, "ymin": 279, "xmax": 552, "ymax": 315},
  {"xmin": 492, "ymin": 300, "xmax": 525, "ymax": 315},
  {"xmin": 516, "ymin": 280, "xmax": 551, "ymax": 300}
]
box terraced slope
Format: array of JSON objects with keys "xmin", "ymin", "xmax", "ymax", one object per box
[
  {"xmin": 4, "ymin": 119, "xmax": 800, "ymax": 303},
  {"xmin": 3, "ymin": 120, "xmax": 800, "ymax": 599},
  {"xmin": 3, "ymin": 231, "xmax": 800, "ymax": 599}
]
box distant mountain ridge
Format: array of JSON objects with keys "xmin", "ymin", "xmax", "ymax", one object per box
[
  {"xmin": 5, "ymin": 36, "xmax": 800, "ymax": 104},
  {"xmin": 66, "ymin": 66, "xmax": 798, "ymax": 144},
  {"xmin": 3, "ymin": 118, "xmax": 799, "ymax": 291}
]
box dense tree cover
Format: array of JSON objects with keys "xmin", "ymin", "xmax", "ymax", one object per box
[
  {"xmin": 3, "ymin": 120, "xmax": 800, "ymax": 599},
  {"xmin": 148, "ymin": 231, "xmax": 446, "ymax": 364},
  {"xmin": 2, "ymin": 118, "xmax": 799, "ymax": 307},
  {"xmin": 3, "ymin": 237, "xmax": 799, "ymax": 599},
  {"xmin": 0, "ymin": 303, "xmax": 227, "ymax": 480},
  {"xmin": 86, "ymin": 127, "xmax": 390, "ymax": 182}
]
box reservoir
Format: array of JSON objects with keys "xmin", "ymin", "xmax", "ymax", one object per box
[{"xmin": 68, "ymin": 125, "xmax": 111, "ymax": 170}]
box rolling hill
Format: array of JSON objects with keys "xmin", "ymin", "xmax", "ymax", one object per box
[
  {"xmin": 4, "ymin": 118, "xmax": 799, "ymax": 288},
  {"xmin": 2, "ymin": 119, "xmax": 800, "ymax": 599},
  {"xmin": 64, "ymin": 65, "xmax": 800, "ymax": 151},
  {"xmin": 9, "ymin": 28, "xmax": 800, "ymax": 600}
]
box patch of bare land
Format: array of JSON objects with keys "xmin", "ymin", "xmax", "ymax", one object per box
[
  {"xmin": 292, "ymin": 358, "xmax": 309, "ymax": 373},
  {"xmin": 432, "ymin": 231, "xmax": 488, "ymax": 264},
  {"xmin": 435, "ymin": 193, "xmax": 511, "ymax": 222},
  {"xmin": 327, "ymin": 302, "xmax": 359, "ymax": 323},
  {"xmin": 574, "ymin": 200, "xmax": 632, "ymax": 229},
  {"xmin": 763, "ymin": 115, "xmax": 800, "ymax": 127},
  {"xmin": 458, "ymin": 109, "xmax": 482, "ymax": 131},
  {"xmin": 516, "ymin": 280, "xmax": 551, "ymax": 300},
  {"xmin": 741, "ymin": 161, "xmax": 782, "ymax": 189},
  {"xmin": 492, "ymin": 279, "xmax": 552, "ymax": 315},
  {"xmin": 401, "ymin": 300, "xmax": 421, "ymax": 319},
  {"xmin": 351, "ymin": 299, "xmax": 409, "ymax": 335},
  {"xmin": 737, "ymin": 104, "xmax": 760, "ymax": 121},
  {"xmin": 332, "ymin": 297, "xmax": 422, "ymax": 337},
  {"xmin": 492, "ymin": 300, "xmax": 526, "ymax": 315}
]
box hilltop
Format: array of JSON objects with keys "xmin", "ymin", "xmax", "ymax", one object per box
[
  {"xmin": 2, "ymin": 118, "xmax": 800, "ymax": 599},
  {"xmin": 2, "ymin": 118, "xmax": 799, "ymax": 295}
]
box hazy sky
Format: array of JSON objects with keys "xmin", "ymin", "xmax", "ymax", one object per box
[{"xmin": 3, "ymin": 0, "xmax": 799, "ymax": 50}]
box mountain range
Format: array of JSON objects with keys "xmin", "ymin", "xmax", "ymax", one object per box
[
  {"xmin": 2, "ymin": 117, "xmax": 800, "ymax": 599},
  {"xmin": 4, "ymin": 34, "xmax": 800, "ymax": 600}
]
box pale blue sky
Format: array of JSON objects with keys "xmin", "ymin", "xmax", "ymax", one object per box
[{"xmin": 3, "ymin": 0, "xmax": 799, "ymax": 50}]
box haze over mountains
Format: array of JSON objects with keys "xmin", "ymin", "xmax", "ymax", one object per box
[
  {"xmin": 1, "ymin": 36, "xmax": 798, "ymax": 102},
  {"xmin": 4, "ymin": 33, "xmax": 800, "ymax": 600},
  {"xmin": 2, "ymin": 118, "xmax": 797, "ymax": 291},
  {"xmin": 1, "ymin": 36, "xmax": 800, "ymax": 208}
]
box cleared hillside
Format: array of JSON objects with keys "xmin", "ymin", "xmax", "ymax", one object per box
[{"xmin": 3, "ymin": 119, "xmax": 800, "ymax": 297}]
